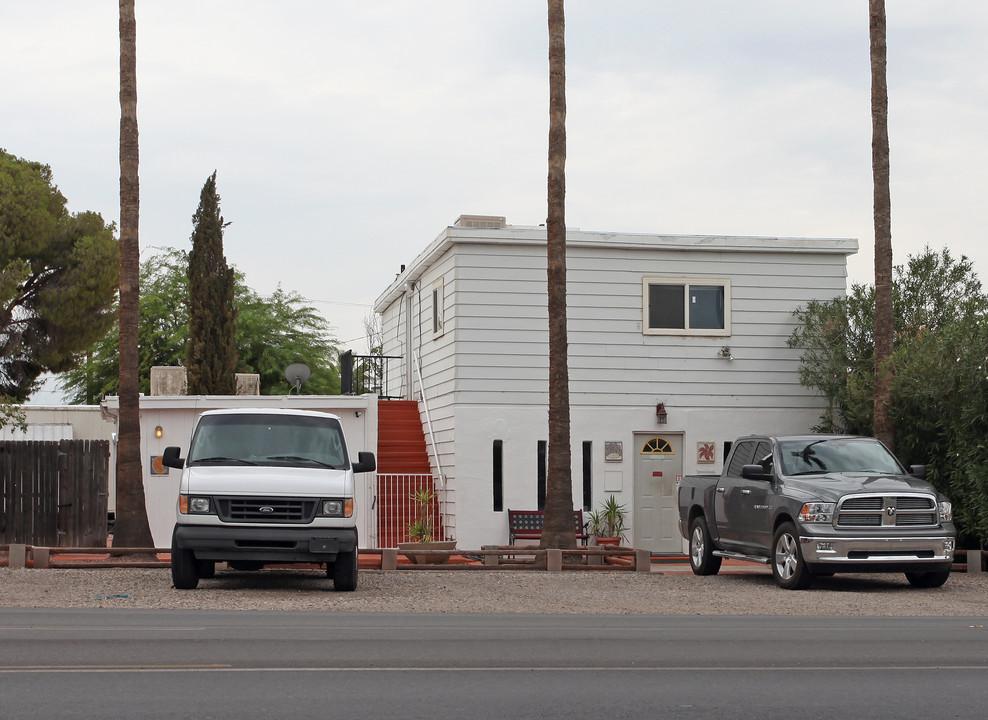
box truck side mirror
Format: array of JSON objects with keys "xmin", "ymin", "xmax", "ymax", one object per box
[
  {"xmin": 352, "ymin": 451, "xmax": 376, "ymax": 474},
  {"xmin": 741, "ymin": 464, "xmax": 773, "ymax": 481},
  {"xmin": 909, "ymin": 464, "xmax": 927, "ymax": 480},
  {"xmin": 162, "ymin": 446, "xmax": 185, "ymax": 469}
]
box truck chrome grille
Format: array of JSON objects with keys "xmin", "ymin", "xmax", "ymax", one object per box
[
  {"xmin": 215, "ymin": 497, "xmax": 317, "ymax": 523},
  {"xmin": 835, "ymin": 494, "xmax": 938, "ymax": 528}
]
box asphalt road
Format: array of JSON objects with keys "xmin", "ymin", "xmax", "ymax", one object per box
[{"xmin": 1, "ymin": 609, "xmax": 986, "ymax": 719}]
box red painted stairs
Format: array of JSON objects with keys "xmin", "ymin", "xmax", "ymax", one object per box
[{"xmin": 374, "ymin": 400, "xmax": 443, "ymax": 548}]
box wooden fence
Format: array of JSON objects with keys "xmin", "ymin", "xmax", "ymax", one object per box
[{"xmin": 0, "ymin": 440, "xmax": 109, "ymax": 547}]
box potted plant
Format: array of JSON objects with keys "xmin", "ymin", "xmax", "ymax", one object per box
[
  {"xmin": 588, "ymin": 495, "xmax": 628, "ymax": 546},
  {"xmin": 397, "ymin": 488, "xmax": 456, "ymax": 564}
]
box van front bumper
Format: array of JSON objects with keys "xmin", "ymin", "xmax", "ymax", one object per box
[{"xmin": 173, "ymin": 524, "xmax": 357, "ymax": 564}]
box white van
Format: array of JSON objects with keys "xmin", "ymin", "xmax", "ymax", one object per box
[{"xmin": 162, "ymin": 408, "xmax": 376, "ymax": 591}]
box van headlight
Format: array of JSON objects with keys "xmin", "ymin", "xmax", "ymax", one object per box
[
  {"xmin": 179, "ymin": 495, "xmax": 212, "ymax": 514},
  {"xmin": 320, "ymin": 498, "xmax": 354, "ymax": 517}
]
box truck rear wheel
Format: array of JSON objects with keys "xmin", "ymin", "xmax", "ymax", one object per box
[
  {"xmin": 332, "ymin": 548, "xmax": 358, "ymax": 591},
  {"xmin": 772, "ymin": 522, "xmax": 812, "ymax": 590},
  {"xmin": 689, "ymin": 516, "xmax": 722, "ymax": 576},
  {"xmin": 171, "ymin": 530, "xmax": 200, "ymax": 590},
  {"xmin": 905, "ymin": 570, "xmax": 950, "ymax": 588}
]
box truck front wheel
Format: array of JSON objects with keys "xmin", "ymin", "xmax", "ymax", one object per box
[
  {"xmin": 331, "ymin": 548, "xmax": 358, "ymax": 591},
  {"xmin": 772, "ymin": 522, "xmax": 812, "ymax": 590},
  {"xmin": 171, "ymin": 531, "xmax": 200, "ymax": 590},
  {"xmin": 905, "ymin": 570, "xmax": 950, "ymax": 588},
  {"xmin": 689, "ymin": 516, "xmax": 722, "ymax": 576}
]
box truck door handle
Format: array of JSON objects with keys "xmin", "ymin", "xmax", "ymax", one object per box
[
  {"xmin": 716, "ymin": 487, "xmax": 725, "ymax": 493},
  {"xmin": 741, "ymin": 489, "xmax": 751, "ymax": 495}
]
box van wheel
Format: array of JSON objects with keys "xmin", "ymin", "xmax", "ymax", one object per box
[
  {"xmin": 197, "ymin": 560, "xmax": 216, "ymax": 579},
  {"xmin": 332, "ymin": 548, "xmax": 358, "ymax": 591},
  {"xmin": 905, "ymin": 570, "xmax": 950, "ymax": 588},
  {"xmin": 689, "ymin": 516, "xmax": 722, "ymax": 575},
  {"xmin": 772, "ymin": 522, "xmax": 812, "ymax": 590},
  {"xmin": 171, "ymin": 532, "xmax": 199, "ymax": 590}
]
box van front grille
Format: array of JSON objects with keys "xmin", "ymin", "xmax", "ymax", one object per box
[{"xmin": 215, "ymin": 497, "xmax": 317, "ymax": 523}]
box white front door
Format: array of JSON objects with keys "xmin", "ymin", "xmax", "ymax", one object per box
[{"xmin": 634, "ymin": 433, "xmax": 683, "ymax": 553}]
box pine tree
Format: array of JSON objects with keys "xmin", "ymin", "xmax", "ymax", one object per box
[{"xmin": 186, "ymin": 171, "xmax": 237, "ymax": 395}]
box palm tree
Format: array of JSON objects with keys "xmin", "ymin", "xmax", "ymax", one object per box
[
  {"xmin": 870, "ymin": 0, "xmax": 894, "ymax": 449},
  {"xmin": 541, "ymin": 0, "xmax": 576, "ymax": 550},
  {"xmin": 114, "ymin": 0, "xmax": 154, "ymax": 548}
]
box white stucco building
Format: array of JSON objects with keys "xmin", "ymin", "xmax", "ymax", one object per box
[{"xmin": 374, "ymin": 215, "xmax": 857, "ymax": 552}]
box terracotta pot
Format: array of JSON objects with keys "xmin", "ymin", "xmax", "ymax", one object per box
[
  {"xmin": 595, "ymin": 537, "xmax": 622, "ymax": 547},
  {"xmin": 397, "ymin": 540, "xmax": 457, "ymax": 564}
]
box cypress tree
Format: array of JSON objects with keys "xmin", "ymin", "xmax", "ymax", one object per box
[{"xmin": 186, "ymin": 171, "xmax": 237, "ymax": 395}]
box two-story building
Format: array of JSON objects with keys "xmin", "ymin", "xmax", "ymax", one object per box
[{"xmin": 373, "ymin": 215, "xmax": 857, "ymax": 552}]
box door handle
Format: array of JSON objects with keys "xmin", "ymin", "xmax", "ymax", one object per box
[
  {"xmin": 716, "ymin": 487, "xmax": 725, "ymax": 493},
  {"xmin": 741, "ymin": 489, "xmax": 751, "ymax": 495}
]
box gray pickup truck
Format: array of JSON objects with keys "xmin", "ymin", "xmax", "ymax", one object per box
[{"xmin": 678, "ymin": 435, "xmax": 955, "ymax": 589}]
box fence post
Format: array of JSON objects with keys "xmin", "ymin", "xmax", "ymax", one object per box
[
  {"xmin": 482, "ymin": 545, "xmax": 500, "ymax": 567},
  {"xmin": 33, "ymin": 547, "xmax": 50, "ymax": 569},
  {"xmin": 9, "ymin": 544, "xmax": 27, "ymax": 569},
  {"xmin": 380, "ymin": 548, "xmax": 398, "ymax": 571},
  {"xmin": 546, "ymin": 548, "xmax": 562, "ymax": 571},
  {"xmin": 967, "ymin": 550, "xmax": 983, "ymax": 574},
  {"xmin": 635, "ymin": 549, "xmax": 651, "ymax": 572}
]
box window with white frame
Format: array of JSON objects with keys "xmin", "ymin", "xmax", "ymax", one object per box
[
  {"xmin": 642, "ymin": 277, "xmax": 731, "ymax": 336},
  {"xmin": 431, "ymin": 278, "xmax": 444, "ymax": 337}
]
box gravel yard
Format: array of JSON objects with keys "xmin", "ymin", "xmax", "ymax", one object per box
[{"xmin": 2, "ymin": 566, "xmax": 986, "ymax": 615}]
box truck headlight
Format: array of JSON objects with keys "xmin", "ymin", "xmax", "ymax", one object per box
[
  {"xmin": 799, "ymin": 502, "xmax": 835, "ymax": 523},
  {"xmin": 938, "ymin": 501, "xmax": 952, "ymax": 522}
]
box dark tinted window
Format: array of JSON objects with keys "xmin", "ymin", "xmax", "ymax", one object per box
[
  {"xmin": 648, "ymin": 284, "xmax": 684, "ymax": 329},
  {"xmin": 726, "ymin": 441, "xmax": 757, "ymax": 477}
]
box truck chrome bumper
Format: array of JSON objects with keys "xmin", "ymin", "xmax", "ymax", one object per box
[{"xmin": 800, "ymin": 534, "xmax": 954, "ymax": 565}]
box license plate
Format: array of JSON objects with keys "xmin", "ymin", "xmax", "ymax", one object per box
[{"xmin": 310, "ymin": 538, "xmax": 339, "ymax": 553}]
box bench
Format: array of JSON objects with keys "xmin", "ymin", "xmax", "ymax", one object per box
[{"xmin": 507, "ymin": 509, "xmax": 588, "ymax": 545}]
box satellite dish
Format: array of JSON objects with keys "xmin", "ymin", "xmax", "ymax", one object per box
[{"xmin": 285, "ymin": 363, "xmax": 311, "ymax": 394}]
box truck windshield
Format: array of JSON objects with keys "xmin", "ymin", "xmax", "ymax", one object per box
[
  {"xmin": 188, "ymin": 414, "xmax": 348, "ymax": 468},
  {"xmin": 779, "ymin": 438, "xmax": 904, "ymax": 476}
]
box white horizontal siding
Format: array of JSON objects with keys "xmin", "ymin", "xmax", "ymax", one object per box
[{"xmin": 441, "ymin": 238, "xmax": 845, "ymax": 411}]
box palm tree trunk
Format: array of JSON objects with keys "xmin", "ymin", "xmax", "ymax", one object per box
[
  {"xmin": 114, "ymin": 0, "xmax": 154, "ymax": 548},
  {"xmin": 541, "ymin": 0, "xmax": 576, "ymax": 550},
  {"xmin": 870, "ymin": 0, "xmax": 894, "ymax": 449}
]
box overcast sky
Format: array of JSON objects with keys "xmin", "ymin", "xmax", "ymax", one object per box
[{"xmin": 4, "ymin": 1, "xmax": 987, "ymax": 401}]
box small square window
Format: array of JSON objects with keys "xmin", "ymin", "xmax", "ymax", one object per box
[{"xmin": 643, "ymin": 277, "xmax": 730, "ymax": 336}]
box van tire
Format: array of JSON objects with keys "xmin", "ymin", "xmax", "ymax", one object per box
[
  {"xmin": 171, "ymin": 531, "xmax": 200, "ymax": 590},
  {"xmin": 332, "ymin": 548, "xmax": 358, "ymax": 591}
]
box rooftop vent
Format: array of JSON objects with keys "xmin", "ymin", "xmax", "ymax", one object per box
[{"xmin": 454, "ymin": 214, "xmax": 506, "ymax": 229}]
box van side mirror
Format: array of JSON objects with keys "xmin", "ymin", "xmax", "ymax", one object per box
[
  {"xmin": 909, "ymin": 464, "xmax": 927, "ymax": 480},
  {"xmin": 162, "ymin": 446, "xmax": 185, "ymax": 470},
  {"xmin": 352, "ymin": 451, "xmax": 376, "ymax": 473},
  {"xmin": 741, "ymin": 464, "xmax": 773, "ymax": 481}
]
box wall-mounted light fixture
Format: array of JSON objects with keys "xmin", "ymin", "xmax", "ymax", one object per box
[
  {"xmin": 154, "ymin": 425, "xmax": 163, "ymax": 438},
  {"xmin": 656, "ymin": 403, "xmax": 668, "ymax": 424},
  {"xmin": 717, "ymin": 346, "xmax": 734, "ymax": 360}
]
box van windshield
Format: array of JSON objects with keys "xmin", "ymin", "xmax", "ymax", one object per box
[
  {"xmin": 189, "ymin": 414, "xmax": 348, "ymax": 468},
  {"xmin": 779, "ymin": 437, "xmax": 904, "ymax": 476}
]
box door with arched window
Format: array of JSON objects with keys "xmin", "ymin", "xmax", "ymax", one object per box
[{"xmin": 633, "ymin": 433, "xmax": 683, "ymax": 553}]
